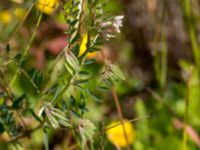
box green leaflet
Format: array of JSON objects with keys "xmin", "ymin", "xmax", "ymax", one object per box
[
  {"xmin": 65, "ymin": 51, "xmax": 80, "ymax": 75},
  {"xmin": 78, "ymin": 119, "xmax": 96, "ymax": 148},
  {"xmin": 109, "ymin": 64, "xmax": 126, "ymax": 81}
]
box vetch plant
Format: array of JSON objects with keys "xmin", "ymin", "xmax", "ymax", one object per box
[{"xmin": 0, "ymin": 0, "xmax": 125, "ymax": 149}]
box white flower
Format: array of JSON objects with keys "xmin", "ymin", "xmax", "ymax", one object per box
[
  {"xmin": 106, "ymin": 33, "xmax": 115, "ymax": 39},
  {"xmin": 101, "ymin": 15, "xmax": 124, "ymax": 41},
  {"xmin": 101, "ymin": 21, "xmax": 112, "ymax": 27},
  {"xmin": 113, "ymin": 15, "xmax": 124, "ymax": 33}
]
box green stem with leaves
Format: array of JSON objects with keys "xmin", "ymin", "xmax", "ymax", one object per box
[{"xmin": 9, "ymin": 11, "xmax": 43, "ymax": 88}]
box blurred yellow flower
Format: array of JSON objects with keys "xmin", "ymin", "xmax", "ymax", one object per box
[
  {"xmin": 79, "ymin": 33, "xmax": 97, "ymax": 59},
  {"xmin": 0, "ymin": 10, "xmax": 12, "ymax": 24},
  {"xmin": 37, "ymin": 0, "xmax": 59, "ymax": 15},
  {"xmin": 14, "ymin": 8, "xmax": 26, "ymax": 19},
  {"xmin": 106, "ymin": 120, "xmax": 134, "ymax": 147}
]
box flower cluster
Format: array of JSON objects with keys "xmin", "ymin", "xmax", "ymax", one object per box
[{"xmin": 102, "ymin": 15, "xmax": 124, "ymax": 41}]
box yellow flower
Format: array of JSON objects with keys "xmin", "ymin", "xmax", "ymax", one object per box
[
  {"xmin": 0, "ymin": 10, "xmax": 12, "ymax": 24},
  {"xmin": 79, "ymin": 33, "xmax": 97, "ymax": 59},
  {"xmin": 37, "ymin": 0, "xmax": 59, "ymax": 15},
  {"xmin": 106, "ymin": 120, "xmax": 134, "ymax": 147},
  {"xmin": 14, "ymin": 8, "xmax": 26, "ymax": 19}
]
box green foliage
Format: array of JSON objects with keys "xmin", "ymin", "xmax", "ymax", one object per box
[
  {"xmin": 1, "ymin": 0, "xmax": 200, "ymax": 149},
  {"xmin": 0, "ymin": 0, "xmax": 125, "ymax": 149},
  {"xmin": 77, "ymin": 119, "xmax": 96, "ymax": 148},
  {"xmin": 0, "ymin": 105, "xmax": 17, "ymax": 136}
]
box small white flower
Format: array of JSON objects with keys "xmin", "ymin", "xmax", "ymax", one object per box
[
  {"xmin": 101, "ymin": 21, "xmax": 112, "ymax": 27},
  {"xmin": 105, "ymin": 33, "xmax": 115, "ymax": 41},
  {"xmin": 106, "ymin": 33, "xmax": 115, "ymax": 39},
  {"xmin": 113, "ymin": 15, "xmax": 124, "ymax": 33},
  {"xmin": 101, "ymin": 15, "xmax": 124, "ymax": 41}
]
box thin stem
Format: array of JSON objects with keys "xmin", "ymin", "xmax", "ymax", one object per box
[
  {"xmin": 182, "ymin": 66, "xmax": 193, "ymax": 150},
  {"xmin": 24, "ymin": 12, "xmax": 43, "ymax": 56},
  {"xmin": 9, "ymin": 69, "xmax": 20, "ymax": 87},
  {"xmin": 4, "ymin": 1, "xmax": 36, "ymax": 47},
  {"xmin": 160, "ymin": 28, "xmax": 167, "ymax": 93},
  {"xmin": 8, "ymin": 123, "xmax": 44, "ymax": 143},
  {"xmin": 183, "ymin": 0, "xmax": 200, "ymax": 83},
  {"xmin": 105, "ymin": 116, "xmax": 150, "ymax": 131},
  {"xmin": 111, "ymin": 88, "xmax": 131, "ymax": 150},
  {"xmin": 2, "ymin": 60, "xmax": 13, "ymax": 66},
  {"xmin": 9, "ymin": 11, "xmax": 43, "ymax": 87},
  {"xmin": 21, "ymin": 69, "xmax": 40, "ymax": 93}
]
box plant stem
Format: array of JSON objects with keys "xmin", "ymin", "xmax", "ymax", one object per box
[
  {"xmin": 9, "ymin": 11, "xmax": 43, "ymax": 87},
  {"xmin": 182, "ymin": 66, "xmax": 193, "ymax": 150},
  {"xmin": 24, "ymin": 12, "xmax": 43, "ymax": 56},
  {"xmin": 183, "ymin": 0, "xmax": 200, "ymax": 80},
  {"xmin": 9, "ymin": 69, "xmax": 20, "ymax": 87},
  {"xmin": 8, "ymin": 123, "xmax": 44, "ymax": 143},
  {"xmin": 4, "ymin": 0, "xmax": 36, "ymax": 47},
  {"xmin": 105, "ymin": 116, "xmax": 150, "ymax": 131},
  {"xmin": 112, "ymin": 88, "xmax": 131, "ymax": 150},
  {"xmin": 160, "ymin": 28, "xmax": 167, "ymax": 93}
]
